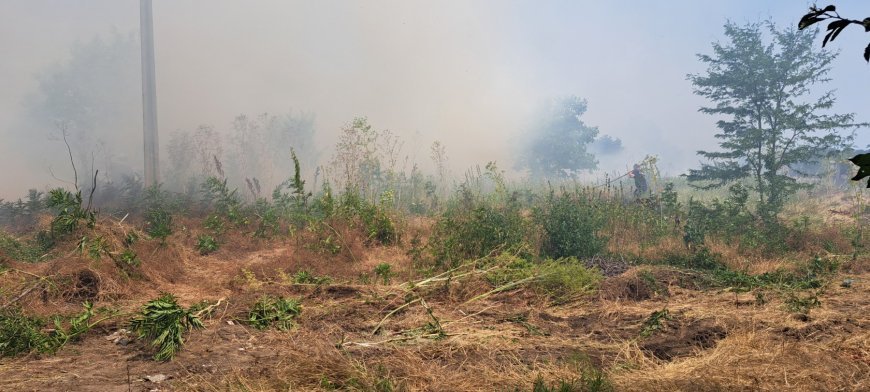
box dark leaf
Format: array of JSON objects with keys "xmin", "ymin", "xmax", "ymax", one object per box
[
  {"xmin": 822, "ymin": 30, "xmax": 834, "ymax": 47},
  {"xmin": 863, "ymin": 17, "xmax": 870, "ymax": 32},
  {"xmin": 827, "ymin": 19, "xmax": 851, "ymax": 31},
  {"xmin": 823, "ymin": 5, "xmax": 836, "ymax": 12},
  {"xmin": 799, "ymin": 16, "xmax": 825, "ymax": 30},
  {"xmin": 829, "ymin": 24, "xmax": 848, "ymax": 44},
  {"xmin": 864, "ymin": 43, "xmax": 870, "ymax": 62},
  {"xmin": 849, "ymin": 153, "xmax": 870, "ymax": 188}
]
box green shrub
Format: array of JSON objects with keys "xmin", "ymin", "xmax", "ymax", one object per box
[
  {"xmin": 640, "ymin": 308, "xmax": 671, "ymax": 337},
  {"xmin": 292, "ymin": 270, "xmax": 331, "ymax": 285},
  {"xmin": 130, "ymin": 293, "xmax": 204, "ymax": 361},
  {"xmin": 534, "ymin": 258, "xmax": 603, "ymax": 303},
  {"xmin": 142, "ymin": 186, "xmax": 174, "ymax": 243},
  {"xmin": 0, "ymin": 231, "xmax": 48, "ymax": 262},
  {"xmin": 119, "ymin": 249, "xmax": 139, "ymax": 267},
  {"xmin": 201, "ymin": 177, "xmax": 246, "ymax": 226},
  {"xmin": 247, "ymin": 296, "xmax": 302, "ymax": 331},
  {"xmin": 535, "ymin": 191, "xmax": 608, "ymax": 259},
  {"xmin": 486, "ymin": 256, "xmax": 602, "ymax": 303},
  {"xmin": 0, "ymin": 308, "xmax": 48, "ymax": 357},
  {"xmin": 0, "ymin": 302, "xmax": 104, "ymax": 358},
  {"xmin": 430, "ymin": 199, "xmax": 530, "ymax": 268},
  {"xmin": 339, "ymin": 191, "xmax": 399, "ymax": 246},
  {"xmin": 46, "ymin": 188, "xmax": 95, "ymax": 236},
  {"xmin": 196, "ymin": 235, "xmax": 219, "ymax": 255},
  {"xmin": 374, "ymin": 263, "xmax": 393, "ymax": 284}
]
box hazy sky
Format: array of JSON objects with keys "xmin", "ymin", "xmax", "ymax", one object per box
[{"xmin": 1, "ymin": 0, "xmax": 869, "ymax": 198}]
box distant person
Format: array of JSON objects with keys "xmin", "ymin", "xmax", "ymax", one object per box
[{"xmin": 628, "ymin": 163, "xmax": 648, "ymax": 197}]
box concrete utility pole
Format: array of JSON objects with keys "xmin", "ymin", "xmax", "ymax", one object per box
[{"xmin": 140, "ymin": 0, "xmax": 159, "ymax": 186}]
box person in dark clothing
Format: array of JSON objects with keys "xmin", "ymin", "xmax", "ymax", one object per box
[{"xmin": 628, "ymin": 164, "xmax": 648, "ymax": 197}]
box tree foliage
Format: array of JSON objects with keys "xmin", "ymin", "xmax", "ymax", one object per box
[
  {"xmin": 687, "ymin": 21, "xmax": 859, "ymax": 217},
  {"xmin": 24, "ymin": 32, "xmax": 141, "ymax": 176},
  {"xmin": 517, "ymin": 96, "xmax": 600, "ymax": 179}
]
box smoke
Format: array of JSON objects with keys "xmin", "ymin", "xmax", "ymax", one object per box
[{"xmin": 1, "ymin": 0, "xmax": 868, "ymax": 200}]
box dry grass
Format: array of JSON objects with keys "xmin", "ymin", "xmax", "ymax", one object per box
[{"xmin": 1, "ymin": 206, "xmax": 868, "ymax": 392}]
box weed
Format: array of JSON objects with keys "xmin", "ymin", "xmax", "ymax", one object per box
[
  {"xmin": 247, "ymin": 295, "xmax": 302, "ymax": 331},
  {"xmin": 0, "ymin": 308, "xmax": 48, "ymax": 357},
  {"xmin": 130, "ymin": 293, "xmax": 204, "ymax": 361},
  {"xmin": 784, "ymin": 291, "xmax": 822, "ymax": 314},
  {"xmin": 485, "ymin": 255, "xmax": 602, "ymax": 303},
  {"xmin": 0, "ymin": 231, "xmax": 48, "ymax": 262},
  {"xmin": 202, "ymin": 177, "xmax": 246, "ymax": 226},
  {"xmin": 196, "ymin": 235, "xmax": 219, "ymax": 255},
  {"xmin": 534, "ymin": 258, "xmax": 603, "ymax": 303},
  {"xmin": 46, "ymin": 188, "xmax": 96, "ymax": 237},
  {"xmin": 0, "ymin": 302, "xmax": 111, "ymax": 357},
  {"xmin": 374, "ymin": 263, "xmax": 393, "ymax": 284},
  {"xmin": 640, "ymin": 309, "xmax": 671, "ymax": 337},
  {"xmin": 203, "ymin": 214, "xmax": 226, "ymax": 235},
  {"xmin": 123, "ymin": 231, "xmax": 139, "ymax": 247},
  {"xmin": 430, "ymin": 197, "xmax": 530, "ymax": 268},
  {"xmin": 119, "ymin": 248, "xmax": 139, "ymax": 267},
  {"xmin": 528, "ymin": 369, "xmax": 613, "ymax": 392},
  {"xmin": 292, "ymin": 270, "xmax": 331, "ymax": 285},
  {"xmin": 142, "ymin": 186, "xmax": 174, "ymax": 243},
  {"xmin": 536, "ymin": 190, "xmax": 608, "ymax": 259}
]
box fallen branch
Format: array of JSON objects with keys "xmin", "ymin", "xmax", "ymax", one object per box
[
  {"xmin": 371, "ymin": 297, "xmax": 421, "ymax": 336},
  {"xmin": 342, "ymin": 332, "xmax": 468, "ymax": 348},
  {"xmin": 462, "ymin": 275, "xmax": 540, "ymax": 305}
]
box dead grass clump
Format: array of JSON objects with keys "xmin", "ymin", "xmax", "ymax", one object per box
[
  {"xmin": 639, "ymin": 315, "xmax": 727, "ymax": 361},
  {"xmin": 612, "ymin": 330, "xmax": 869, "ymax": 391},
  {"xmin": 599, "ymin": 267, "xmax": 704, "ymax": 301}
]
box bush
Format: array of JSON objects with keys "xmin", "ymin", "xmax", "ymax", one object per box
[
  {"xmin": 486, "ymin": 256, "xmax": 602, "ymax": 303},
  {"xmin": 374, "ymin": 263, "xmax": 393, "ymax": 284},
  {"xmin": 46, "ymin": 188, "xmax": 95, "ymax": 237},
  {"xmin": 130, "ymin": 293, "xmax": 204, "ymax": 361},
  {"xmin": 247, "ymin": 296, "xmax": 302, "ymax": 331},
  {"xmin": 535, "ymin": 191, "xmax": 608, "ymax": 259},
  {"xmin": 292, "ymin": 270, "xmax": 331, "ymax": 285},
  {"xmin": 0, "ymin": 231, "xmax": 48, "ymax": 262},
  {"xmin": 142, "ymin": 186, "xmax": 174, "ymax": 243},
  {"xmin": 196, "ymin": 235, "xmax": 219, "ymax": 255},
  {"xmin": 0, "ymin": 302, "xmax": 102, "ymax": 358},
  {"xmin": 534, "ymin": 258, "xmax": 603, "ymax": 303},
  {"xmin": 0, "ymin": 308, "xmax": 48, "ymax": 357},
  {"xmin": 339, "ymin": 191, "xmax": 399, "ymax": 246},
  {"xmin": 430, "ymin": 198, "xmax": 530, "ymax": 268}
]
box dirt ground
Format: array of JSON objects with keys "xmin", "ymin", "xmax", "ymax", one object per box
[{"xmin": 1, "ymin": 226, "xmax": 868, "ymax": 391}]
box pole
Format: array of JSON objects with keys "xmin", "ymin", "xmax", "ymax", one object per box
[{"xmin": 140, "ymin": 0, "xmax": 159, "ymax": 187}]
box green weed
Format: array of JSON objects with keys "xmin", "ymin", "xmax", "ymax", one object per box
[
  {"xmin": 196, "ymin": 235, "xmax": 219, "ymax": 255},
  {"xmin": 247, "ymin": 295, "xmax": 302, "ymax": 331},
  {"xmin": 129, "ymin": 293, "xmax": 204, "ymax": 361}
]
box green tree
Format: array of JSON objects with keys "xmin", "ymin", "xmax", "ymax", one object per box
[
  {"xmin": 687, "ymin": 21, "xmax": 860, "ymax": 219},
  {"xmin": 518, "ymin": 96, "xmax": 600, "ymax": 179}
]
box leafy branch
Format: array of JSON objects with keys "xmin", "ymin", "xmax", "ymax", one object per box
[{"xmin": 798, "ymin": 5, "xmax": 870, "ymax": 187}]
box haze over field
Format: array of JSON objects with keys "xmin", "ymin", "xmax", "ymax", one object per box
[{"xmin": 1, "ymin": 0, "xmax": 868, "ymax": 199}]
